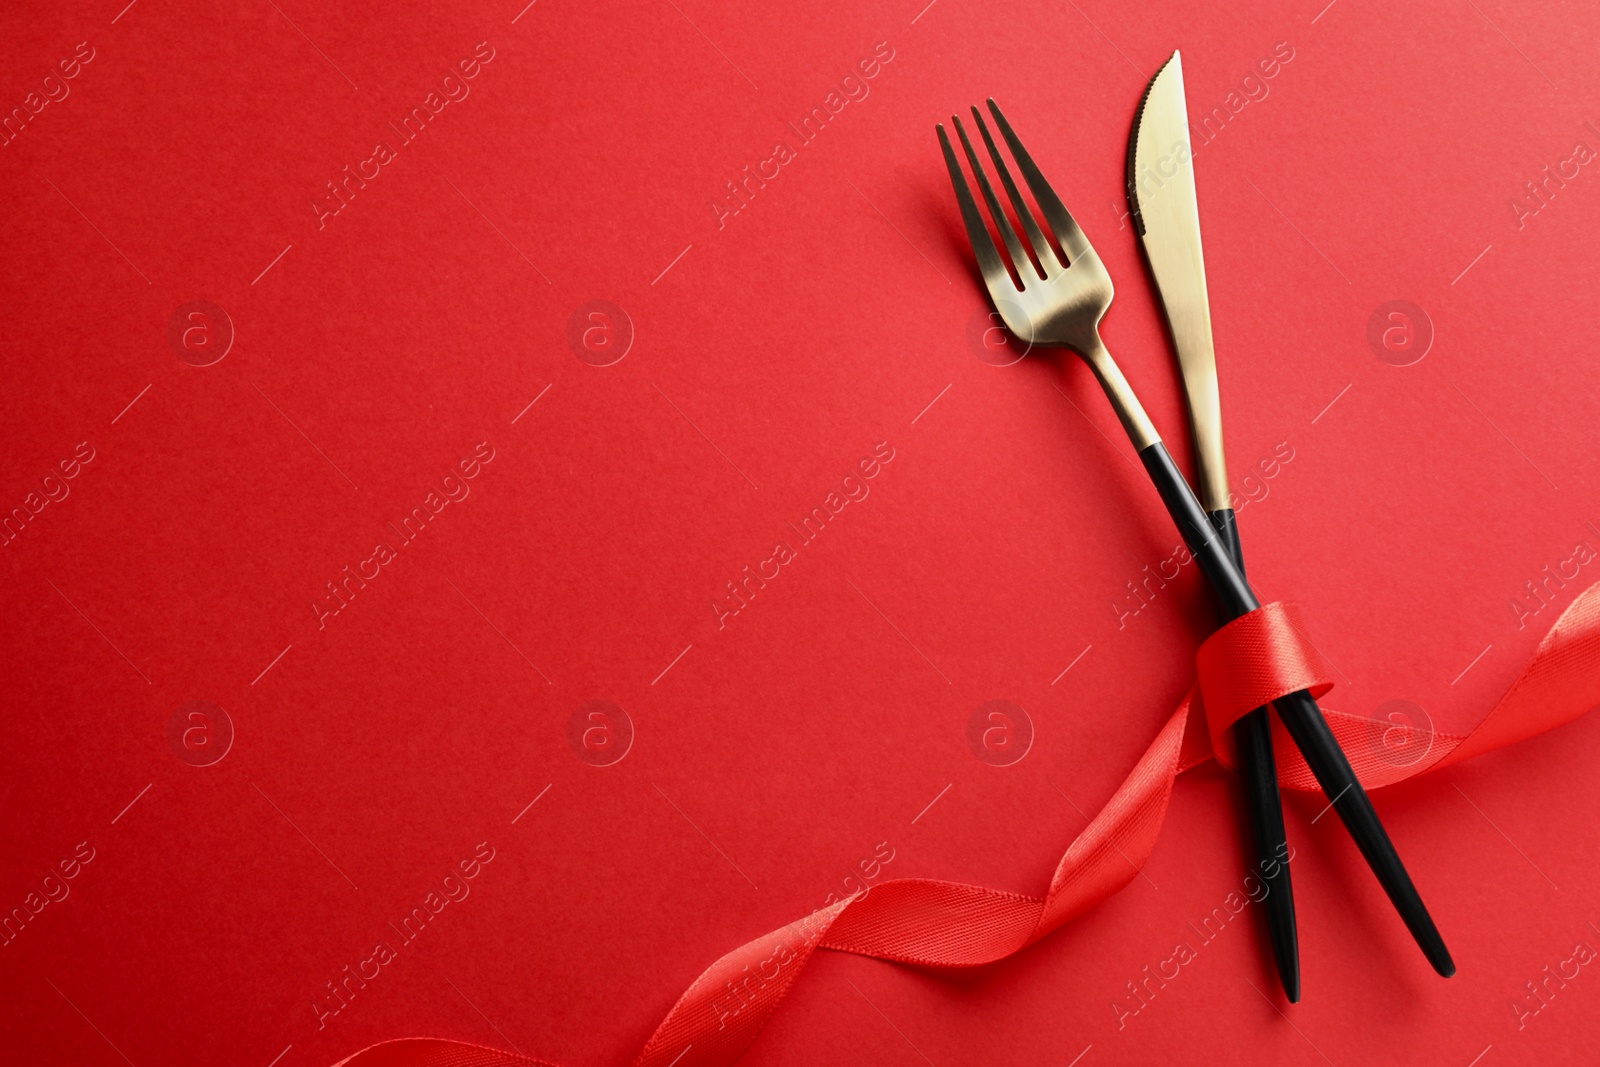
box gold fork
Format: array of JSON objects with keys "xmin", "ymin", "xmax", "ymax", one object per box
[{"xmin": 938, "ymin": 100, "xmax": 1453, "ymax": 979}]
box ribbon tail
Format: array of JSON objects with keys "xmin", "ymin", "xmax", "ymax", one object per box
[
  {"xmin": 331, "ymin": 1039, "xmax": 557, "ymax": 1067},
  {"xmin": 1031, "ymin": 697, "xmax": 1193, "ymax": 939},
  {"xmin": 323, "ymin": 582, "xmax": 1600, "ymax": 1067},
  {"xmin": 1434, "ymin": 581, "xmax": 1600, "ymax": 771},
  {"xmin": 632, "ymin": 897, "xmax": 852, "ymax": 1067}
]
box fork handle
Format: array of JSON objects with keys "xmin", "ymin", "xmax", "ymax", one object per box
[
  {"xmin": 1211, "ymin": 507, "xmax": 1300, "ymax": 1002},
  {"xmin": 1136, "ymin": 442, "xmax": 1455, "ymax": 978}
]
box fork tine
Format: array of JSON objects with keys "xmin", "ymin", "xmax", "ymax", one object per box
[
  {"xmin": 952, "ymin": 115, "xmax": 1033, "ymax": 285},
  {"xmin": 937, "ymin": 123, "xmax": 1014, "ymax": 292},
  {"xmin": 986, "ymin": 99, "xmax": 1090, "ymax": 260},
  {"xmin": 970, "ymin": 106, "xmax": 1058, "ymax": 275}
]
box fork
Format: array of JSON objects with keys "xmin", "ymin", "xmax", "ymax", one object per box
[{"xmin": 937, "ymin": 100, "xmax": 1454, "ymax": 979}]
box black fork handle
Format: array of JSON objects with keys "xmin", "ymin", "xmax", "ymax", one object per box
[
  {"xmin": 1138, "ymin": 443, "xmax": 1454, "ymax": 978},
  {"xmin": 1210, "ymin": 509, "xmax": 1301, "ymax": 1002}
]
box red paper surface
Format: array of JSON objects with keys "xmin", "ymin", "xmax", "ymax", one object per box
[{"xmin": 4, "ymin": 1, "xmax": 1600, "ymax": 1064}]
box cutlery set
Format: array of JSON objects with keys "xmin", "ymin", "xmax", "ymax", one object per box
[{"xmin": 936, "ymin": 52, "xmax": 1453, "ymax": 999}]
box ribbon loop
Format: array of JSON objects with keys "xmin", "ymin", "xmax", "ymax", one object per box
[{"xmin": 1195, "ymin": 601, "xmax": 1334, "ymax": 767}]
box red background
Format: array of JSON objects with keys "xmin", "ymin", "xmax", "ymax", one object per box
[{"xmin": 4, "ymin": 0, "xmax": 1600, "ymax": 1064}]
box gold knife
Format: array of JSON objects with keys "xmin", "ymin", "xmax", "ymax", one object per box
[{"xmin": 1127, "ymin": 51, "xmax": 1301, "ymax": 1001}]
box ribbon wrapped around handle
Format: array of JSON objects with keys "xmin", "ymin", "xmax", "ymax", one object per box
[
  {"xmin": 333, "ymin": 584, "xmax": 1600, "ymax": 1067},
  {"xmin": 1193, "ymin": 600, "xmax": 1334, "ymax": 767}
]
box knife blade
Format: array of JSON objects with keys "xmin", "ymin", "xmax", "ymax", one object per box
[
  {"xmin": 1126, "ymin": 50, "xmax": 1229, "ymax": 513},
  {"xmin": 1127, "ymin": 50, "xmax": 1302, "ymax": 1002}
]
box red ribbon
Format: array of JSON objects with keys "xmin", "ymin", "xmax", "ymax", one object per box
[{"xmin": 332, "ymin": 583, "xmax": 1600, "ymax": 1067}]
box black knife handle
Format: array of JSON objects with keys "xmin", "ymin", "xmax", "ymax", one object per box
[
  {"xmin": 1210, "ymin": 507, "xmax": 1300, "ymax": 1002},
  {"xmin": 1137, "ymin": 442, "xmax": 1454, "ymax": 977}
]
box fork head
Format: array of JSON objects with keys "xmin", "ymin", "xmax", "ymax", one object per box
[{"xmin": 938, "ymin": 100, "xmax": 1113, "ymax": 357}]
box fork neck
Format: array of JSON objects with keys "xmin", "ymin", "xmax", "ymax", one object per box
[
  {"xmin": 1074, "ymin": 337, "xmax": 1258, "ymax": 617},
  {"xmin": 1079, "ymin": 339, "xmax": 1161, "ymax": 451}
]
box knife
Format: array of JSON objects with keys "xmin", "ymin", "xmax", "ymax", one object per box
[
  {"xmin": 1128, "ymin": 51, "xmax": 1455, "ymax": 987},
  {"xmin": 1126, "ymin": 50, "xmax": 1301, "ymax": 1001}
]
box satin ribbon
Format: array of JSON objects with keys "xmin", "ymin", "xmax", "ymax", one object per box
[{"xmin": 333, "ymin": 582, "xmax": 1600, "ymax": 1067}]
